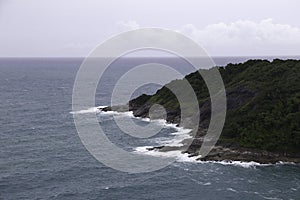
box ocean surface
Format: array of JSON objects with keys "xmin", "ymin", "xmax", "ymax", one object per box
[{"xmin": 0, "ymin": 57, "xmax": 299, "ymax": 200}]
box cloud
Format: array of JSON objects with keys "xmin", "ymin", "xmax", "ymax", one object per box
[
  {"xmin": 180, "ymin": 19, "xmax": 300, "ymax": 56},
  {"xmin": 117, "ymin": 20, "xmax": 140, "ymax": 32},
  {"xmin": 116, "ymin": 19, "xmax": 300, "ymax": 56}
]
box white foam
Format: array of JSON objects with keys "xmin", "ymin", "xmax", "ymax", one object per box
[
  {"xmin": 134, "ymin": 147, "xmax": 200, "ymax": 163},
  {"xmin": 70, "ymin": 106, "xmax": 104, "ymax": 114},
  {"xmin": 97, "ymin": 107, "xmax": 193, "ymax": 148},
  {"xmin": 134, "ymin": 148, "xmax": 278, "ymax": 167},
  {"xmin": 275, "ymin": 161, "xmax": 296, "ymax": 165},
  {"xmin": 222, "ymin": 161, "xmax": 270, "ymax": 168},
  {"xmin": 71, "ymin": 106, "xmax": 297, "ymax": 168},
  {"xmin": 70, "ymin": 106, "xmax": 135, "ymax": 116},
  {"xmin": 134, "ymin": 146, "xmax": 201, "ymax": 163},
  {"xmin": 226, "ymin": 188, "xmax": 239, "ymax": 193},
  {"xmin": 205, "ymin": 160, "xmax": 297, "ymax": 168},
  {"xmin": 136, "ymin": 118, "xmax": 193, "ymax": 147},
  {"xmin": 158, "ymin": 131, "xmax": 192, "ymax": 147},
  {"xmin": 134, "ymin": 146, "xmax": 286, "ymax": 168},
  {"xmin": 73, "ymin": 105, "xmax": 195, "ymax": 161},
  {"xmin": 113, "ymin": 111, "xmax": 135, "ymax": 117}
]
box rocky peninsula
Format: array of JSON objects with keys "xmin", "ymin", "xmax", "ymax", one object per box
[{"xmin": 101, "ymin": 59, "xmax": 300, "ymax": 164}]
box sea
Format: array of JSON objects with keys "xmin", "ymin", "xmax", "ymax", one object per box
[{"xmin": 0, "ymin": 57, "xmax": 299, "ymax": 200}]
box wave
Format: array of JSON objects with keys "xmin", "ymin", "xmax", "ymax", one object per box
[
  {"xmin": 70, "ymin": 106, "xmax": 106, "ymax": 114},
  {"xmin": 71, "ymin": 106, "xmax": 297, "ymax": 168},
  {"xmin": 70, "ymin": 106, "xmax": 136, "ymax": 116},
  {"xmin": 199, "ymin": 160, "xmax": 271, "ymax": 168},
  {"xmin": 135, "ymin": 146, "xmax": 297, "ymax": 168},
  {"xmin": 134, "ymin": 147, "xmax": 200, "ymax": 163},
  {"xmin": 134, "ymin": 147, "xmax": 298, "ymax": 168},
  {"xmin": 134, "ymin": 146, "xmax": 263, "ymax": 168},
  {"xmin": 71, "ymin": 105, "xmax": 193, "ymax": 153}
]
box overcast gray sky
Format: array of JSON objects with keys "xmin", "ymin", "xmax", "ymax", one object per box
[{"xmin": 1, "ymin": 0, "xmax": 300, "ymax": 57}]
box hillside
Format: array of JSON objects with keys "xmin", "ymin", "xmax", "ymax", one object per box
[{"xmin": 127, "ymin": 59, "xmax": 300, "ymax": 162}]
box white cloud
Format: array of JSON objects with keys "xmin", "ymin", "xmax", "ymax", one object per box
[
  {"xmin": 116, "ymin": 19, "xmax": 300, "ymax": 56},
  {"xmin": 117, "ymin": 20, "xmax": 140, "ymax": 32},
  {"xmin": 180, "ymin": 19, "xmax": 300, "ymax": 56}
]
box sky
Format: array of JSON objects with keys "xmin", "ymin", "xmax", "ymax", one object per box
[{"xmin": 1, "ymin": 0, "xmax": 300, "ymax": 57}]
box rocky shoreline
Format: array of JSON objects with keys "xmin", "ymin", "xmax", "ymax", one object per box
[
  {"xmin": 99, "ymin": 106, "xmax": 300, "ymax": 164},
  {"xmin": 199, "ymin": 146, "xmax": 300, "ymax": 164},
  {"xmin": 145, "ymin": 141, "xmax": 300, "ymax": 164}
]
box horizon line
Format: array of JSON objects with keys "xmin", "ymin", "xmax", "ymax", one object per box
[{"xmin": 0, "ymin": 55, "xmax": 300, "ymax": 59}]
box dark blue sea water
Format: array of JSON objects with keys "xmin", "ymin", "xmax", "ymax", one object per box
[{"xmin": 0, "ymin": 58, "xmax": 299, "ymax": 200}]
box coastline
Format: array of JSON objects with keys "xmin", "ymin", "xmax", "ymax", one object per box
[{"xmin": 99, "ymin": 106, "xmax": 300, "ymax": 164}]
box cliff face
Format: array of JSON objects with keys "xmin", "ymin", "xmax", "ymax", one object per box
[{"xmin": 128, "ymin": 59, "xmax": 300, "ymax": 160}]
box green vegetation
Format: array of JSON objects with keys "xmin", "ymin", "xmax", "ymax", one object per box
[{"xmin": 130, "ymin": 59, "xmax": 300, "ymax": 155}]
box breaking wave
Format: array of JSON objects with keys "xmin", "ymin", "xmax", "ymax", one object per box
[{"xmin": 71, "ymin": 106, "xmax": 296, "ymax": 168}]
